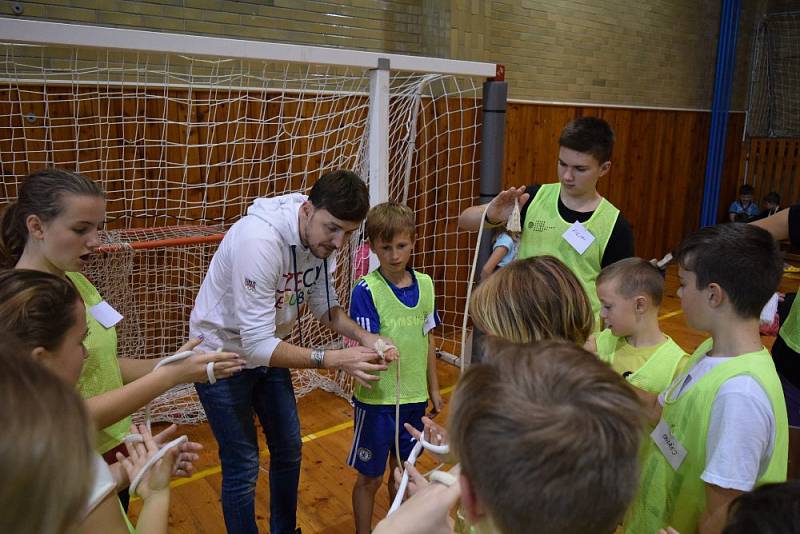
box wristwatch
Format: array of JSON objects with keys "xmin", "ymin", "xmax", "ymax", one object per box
[{"xmin": 310, "ymin": 348, "xmax": 325, "ymax": 368}]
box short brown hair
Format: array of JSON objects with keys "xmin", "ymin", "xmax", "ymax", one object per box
[
  {"xmin": 674, "ymin": 223, "xmax": 781, "ymax": 319},
  {"xmin": 0, "ymin": 349, "xmax": 93, "ymax": 534},
  {"xmin": 559, "ymin": 116, "xmax": 615, "ymax": 164},
  {"xmin": 365, "ymin": 202, "xmax": 416, "ymax": 243},
  {"xmin": 307, "ymin": 169, "xmax": 369, "ymax": 222},
  {"xmin": 450, "ymin": 339, "xmax": 643, "ymax": 534},
  {"xmin": 723, "ymin": 481, "xmax": 800, "ymax": 534},
  {"xmin": 470, "ymin": 255, "xmax": 593, "ymax": 345},
  {"xmin": 597, "ymin": 257, "xmax": 664, "ymax": 306}
]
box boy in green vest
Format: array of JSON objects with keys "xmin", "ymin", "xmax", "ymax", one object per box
[
  {"xmin": 347, "ymin": 202, "xmax": 443, "ymax": 534},
  {"xmin": 589, "ymin": 257, "xmax": 688, "ymax": 393},
  {"xmin": 459, "ymin": 116, "xmax": 634, "ymax": 321},
  {"xmin": 625, "ymin": 223, "xmax": 788, "ymax": 534}
]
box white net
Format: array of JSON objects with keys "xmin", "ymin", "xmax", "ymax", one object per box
[
  {"xmin": 0, "ymin": 40, "xmax": 484, "ymax": 424},
  {"xmin": 747, "ymin": 11, "xmax": 800, "ymax": 138}
]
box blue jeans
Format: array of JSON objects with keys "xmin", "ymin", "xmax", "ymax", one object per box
[{"xmin": 196, "ymin": 367, "xmax": 302, "ymax": 534}]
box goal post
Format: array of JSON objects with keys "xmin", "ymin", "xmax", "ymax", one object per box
[{"xmin": 0, "ymin": 18, "xmax": 504, "ymax": 423}]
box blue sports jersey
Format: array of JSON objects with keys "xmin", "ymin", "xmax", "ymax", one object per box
[{"xmin": 349, "ymin": 268, "xmax": 441, "ymax": 333}]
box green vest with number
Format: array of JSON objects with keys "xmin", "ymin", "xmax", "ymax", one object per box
[
  {"xmin": 354, "ymin": 270, "xmax": 434, "ymax": 405},
  {"xmin": 595, "ymin": 329, "xmax": 687, "ymax": 394},
  {"xmin": 623, "ymin": 338, "xmax": 788, "ymax": 534},
  {"xmin": 518, "ymin": 183, "xmax": 620, "ymax": 320},
  {"xmin": 67, "ymin": 272, "xmax": 132, "ymax": 454}
]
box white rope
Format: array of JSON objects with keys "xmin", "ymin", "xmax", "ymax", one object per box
[
  {"xmin": 131, "ymin": 347, "xmax": 220, "ymax": 434},
  {"xmin": 387, "ymin": 435, "xmax": 451, "ymax": 515},
  {"xmin": 460, "ymin": 197, "xmax": 521, "ymax": 371},
  {"xmin": 122, "ymin": 346, "xmax": 222, "ymax": 494},
  {"xmin": 374, "ymin": 339, "xmax": 404, "ymax": 471},
  {"xmin": 128, "ymin": 435, "xmax": 188, "ymax": 497}
]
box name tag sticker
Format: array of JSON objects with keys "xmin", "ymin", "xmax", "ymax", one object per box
[
  {"xmin": 651, "ymin": 418, "xmax": 687, "ymax": 471},
  {"xmin": 423, "ymin": 312, "xmax": 437, "ymax": 335},
  {"xmin": 562, "ymin": 221, "xmax": 595, "ymax": 255},
  {"xmin": 90, "ymin": 300, "xmax": 123, "ymax": 328}
]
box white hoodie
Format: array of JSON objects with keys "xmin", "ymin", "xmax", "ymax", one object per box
[{"xmin": 189, "ymin": 193, "xmax": 339, "ymax": 367}]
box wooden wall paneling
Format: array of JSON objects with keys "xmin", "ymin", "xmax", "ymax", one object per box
[
  {"xmin": 737, "ymin": 136, "xmax": 800, "ymax": 209},
  {"xmin": 652, "ymin": 111, "xmax": 678, "ymax": 260},
  {"xmin": 716, "ymin": 113, "xmax": 745, "ymax": 223}
]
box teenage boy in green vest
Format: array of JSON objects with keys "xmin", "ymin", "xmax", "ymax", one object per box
[
  {"xmin": 347, "ymin": 202, "xmax": 444, "ymax": 534},
  {"xmin": 459, "ymin": 116, "xmax": 634, "ymax": 320},
  {"xmin": 625, "ymin": 223, "xmax": 788, "ymax": 534},
  {"xmin": 589, "ymin": 257, "xmax": 688, "ymax": 394}
]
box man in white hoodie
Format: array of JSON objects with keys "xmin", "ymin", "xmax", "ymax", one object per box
[{"xmin": 191, "ymin": 170, "xmax": 392, "ymax": 534}]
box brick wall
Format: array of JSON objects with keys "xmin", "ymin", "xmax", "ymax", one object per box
[{"xmin": 2, "ymin": 0, "xmax": 767, "ymax": 108}]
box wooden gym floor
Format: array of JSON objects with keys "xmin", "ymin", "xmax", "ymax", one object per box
[{"xmin": 129, "ymin": 265, "xmax": 799, "ymax": 533}]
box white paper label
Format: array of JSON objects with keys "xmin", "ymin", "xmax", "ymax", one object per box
[
  {"xmin": 423, "ymin": 311, "xmax": 437, "ymax": 335},
  {"xmin": 89, "ymin": 300, "xmax": 123, "ymax": 328},
  {"xmin": 562, "ymin": 221, "xmax": 595, "ymax": 255},
  {"xmin": 650, "ymin": 418, "xmax": 687, "ymax": 471}
]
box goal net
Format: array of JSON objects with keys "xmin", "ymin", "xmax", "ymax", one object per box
[
  {"xmin": 747, "ymin": 11, "xmax": 800, "ymax": 138},
  {"xmin": 0, "ymin": 21, "xmax": 496, "ymax": 424}
]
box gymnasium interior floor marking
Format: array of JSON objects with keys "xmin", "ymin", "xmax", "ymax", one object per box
[{"xmin": 137, "ymin": 383, "xmax": 460, "ymax": 496}]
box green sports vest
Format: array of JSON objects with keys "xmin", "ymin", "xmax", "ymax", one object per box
[
  {"xmin": 779, "ymin": 293, "xmax": 800, "ymax": 353},
  {"xmin": 518, "ymin": 183, "xmax": 620, "ymax": 320},
  {"xmin": 595, "ymin": 329, "xmax": 687, "ymax": 394},
  {"xmin": 354, "ymin": 270, "xmax": 434, "ymax": 405},
  {"xmin": 67, "ymin": 272, "xmax": 132, "ymax": 454},
  {"xmin": 624, "ymin": 338, "xmax": 789, "ymax": 534}
]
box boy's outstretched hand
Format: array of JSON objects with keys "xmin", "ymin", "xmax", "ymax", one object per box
[
  {"xmin": 485, "ymin": 186, "xmax": 529, "ymax": 226},
  {"xmin": 404, "ymin": 416, "xmax": 450, "ymax": 463},
  {"xmin": 374, "ymin": 465, "xmax": 460, "ymax": 534}
]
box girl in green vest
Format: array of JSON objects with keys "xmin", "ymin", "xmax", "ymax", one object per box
[
  {"xmin": 0, "ymin": 169, "xmax": 244, "ymax": 509},
  {"xmin": 0, "ymin": 269, "xmax": 184, "ymax": 534}
]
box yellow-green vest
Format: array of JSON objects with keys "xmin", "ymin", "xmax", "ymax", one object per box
[
  {"xmin": 354, "ymin": 270, "xmax": 434, "ymax": 405},
  {"xmin": 624, "ymin": 339, "xmax": 788, "ymax": 534},
  {"xmin": 518, "ymin": 183, "xmax": 620, "ymax": 320},
  {"xmin": 67, "ymin": 272, "xmax": 131, "ymax": 453},
  {"xmin": 779, "ymin": 293, "xmax": 800, "ymax": 353},
  {"xmin": 595, "ymin": 329, "xmax": 687, "ymax": 394}
]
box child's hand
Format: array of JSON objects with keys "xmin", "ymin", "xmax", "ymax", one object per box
[
  {"xmin": 429, "ymin": 391, "xmax": 444, "ymax": 417},
  {"xmin": 485, "ymin": 186, "xmax": 529, "ymax": 226},
  {"xmin": 152, "ymin": 424, "xmax": 202, "ymax": 477},
  {"xmin": 116, "ymin": 424, "xmax": 178, "ymax": 499},
  {"xmin": 405, "ymin": 416, "xmax": 449, "ymax": 463},
  {"xmin": 393, "ymin": 461, "xmax": 429, "ymax": 498},
  {"xmin": 360, "ymin": 333, "xmax": 399, "ymax": 362},
  {"xmin": 374, "ymin": 466, "xmax": 460, "ymax": 534},
  {"xmin": 158, "ymin": 348, "xmax": 245, "ymax": 386}
]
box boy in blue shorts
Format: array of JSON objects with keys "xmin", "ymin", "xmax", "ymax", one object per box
[{"xmin": 347, "ymin": 202, "xmax": 443, "ymax": 534}]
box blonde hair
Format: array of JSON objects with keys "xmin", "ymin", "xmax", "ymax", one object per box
[
  {"xmin": 596, "ymin": 257, "xmax": 664, "ymax": 306},
  {"xmin": 0, "ymin": 349, "xmax": 93, "ymax": 534},
  {"xmin": 365, "ymin": 202, "xmax": 416, "ymax": 243},
  {"xmin": 450, "ymin": 339, "xmax": 643, "ymax": 534},
  {"xmin": 470, "ymin": 255, "xmax": 594, "ymax": 345}
]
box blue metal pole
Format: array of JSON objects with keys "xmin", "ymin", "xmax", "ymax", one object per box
[{"xmin": 700, "ymin": 0, "xmax": 741, "ymax": 227}]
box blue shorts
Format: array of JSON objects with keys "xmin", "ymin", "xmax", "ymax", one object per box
[{"xmin": 347, "ymin": 398, "xmax": 427, "ymax": 478}]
